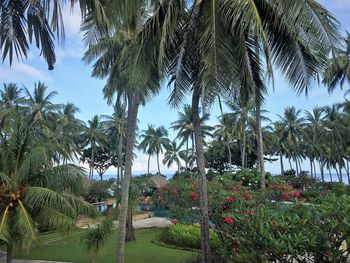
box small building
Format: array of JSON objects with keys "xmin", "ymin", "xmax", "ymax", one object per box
[{"xmin": 149, "ymin": 175, "xmax": 169, "ymax": 189}]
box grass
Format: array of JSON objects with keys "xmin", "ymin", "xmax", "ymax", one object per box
[{"xmin": 15, "ymin": 228, "xmax": 197, "ymax": 263}]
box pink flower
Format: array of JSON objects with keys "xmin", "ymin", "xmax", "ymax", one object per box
[
  {"xmin": 232, "ymin": 240, "xmax": 240, "ymax": 250},
  {"xmin": 272, "ymin": 220, "xmax": 277, "ymax": 226},
  {"xmin": 223, "ymin": 217, "xmax": 234, "ymax": 224},
  {"xmin": 282, "ymin": 193, "xmax": 289, "ymax": 199},
  {"xmin": 162, "ymin": 186, "xmax": 169, "ymax": 191},
  {"xmin": 171, "ymin": 219, "xmax": 177, "ymax": 225},
  {"xmin": 171, "ymin": 189, "xmax": 177, "ymax": 194},
  {"xmin": 227, "ymin": 196, "xmax": 234, "ymax": 203},
  {"xmin": 293, "ymin": 191, "xmax": 301, "ymax": 198},
  {"xmin": 191, "ymin": 191, "xmax": 199, "ymax": 201},
  {"xmin": 243, "ymin": 193, "xmax": 253, "ymax": 200}
]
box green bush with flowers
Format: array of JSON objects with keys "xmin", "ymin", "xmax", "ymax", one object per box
[{"xmin": 161, "ymin": 172, "xmax": 350, "ymax": 262}]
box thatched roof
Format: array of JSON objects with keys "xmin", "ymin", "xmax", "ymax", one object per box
[{"xmin": 149, "ymin": 175, "xmax": 169, "ymax": 188}]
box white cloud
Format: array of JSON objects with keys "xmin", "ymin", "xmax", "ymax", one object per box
[
  {"xmin": 62, "ymin": 5, "xmax": 83, "ymax": 37},
  {"xmin": 0, "ymin": 61, "xmax": 52, "ymax": 83}
]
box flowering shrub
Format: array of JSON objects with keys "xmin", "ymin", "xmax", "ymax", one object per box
[{"xmin": 162, "ymin": 172, "xmax": 350, "ymax": 262}]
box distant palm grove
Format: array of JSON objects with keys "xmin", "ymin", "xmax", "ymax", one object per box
[{"xmin": 1, "ymin": 0, "xmax": 350, "ymax": 263}]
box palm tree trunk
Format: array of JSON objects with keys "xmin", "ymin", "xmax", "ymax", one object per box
[
  {"xmin": 335, "ymin": 166, "xmax": 340, "ymax": 182},
  {"xmin": 328, "ymin": 167, "xmax": 333, "ymax": 182},
  {"xmin": 117, "ymin": 128, "xmax": 124, "ymax": 187},
  {"xmin": 91, "ymin": 146, "xmax": 95, "ymax": 180},
  {"xmin": 310, "ymin": 159, "xmax": 313, "ymax": 178},
  {"xmin": 339, "ymin": 163, "xmax": 343, "ymax": 183},
  {"xmin": 191, "ymin": 134, "xmax": 195, "ymax": 169},
  {"xmin": 147, "ymin": 155, "xmax": 151, "ymax": 175},
  {"xmin": 6, "ymin": 243, "xmax": 12, "ymax": 263},
  {"xmin": 289, "ymin": 158, "xmax": 293, "ymax": 170},
  {"xmin": 346, "ymin": 160, "xmax": 350, "ymax": 185},
  {"xmin": 255, "ymin": 100, "xmax": 266, "ymax": 189},
  {"xmin": 228, "ymin": 146, "xmax": 232, "ymax": 165},
  {"xmin": 319, "ymin": 160, "xmax": 325, "ymax": 182},
  {"xmin": 280, "ymin": 153, "xmax": 284, "ymax": 176},
  {"xmin": 313, "ymin": 160, "xmax": 317, "ymax": 179},
  {"xmin": 125, "ymin": 203, "xmax": 135, "ymax": 242},
  {"xmin": 192, "ymin": 80, "xmax": 211, "ymax": 263},
  {"xmin": 242, "ymin": 130, "xmax": 246, "ymax": 169},
  {"xmin": 294, "ymin": 157, "xmax": 299, "ymax": 176},
  {"xmin": 116, "ymin": 93, "xmax": 139, "ymax": 263},
  {"xmin": 185, "ymin": 139, "xmax": 189, "ymax": 169},
  {"xmin": 157, "ymin": 153, "xmax": 161, "ymax": 175}
]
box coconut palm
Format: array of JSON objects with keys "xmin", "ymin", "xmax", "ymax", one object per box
[
  {"xmin": 0, "ymin": 0, "xmax": 108, "ymax": 70},
  {"xmin": 0, "ymin": 102, "xmax": 95, "ymax": 263},
  {"xmin": 139, "ymin": 125, "xmax": 170, "ymax": 175},
  {"xmin": 323, "ymin": 33, "xmax": 350, "ymax": 93},
  {"xmin": 24, "ymin": 82, "xmax": 61, "ymax": 123},
  {"xmin": 276, "ymin": 107, "xmax": 306, "ymax": 175},
  {"xmin": 82, "ymin": 115, "xmax": 105, "ymax": 179},
  {"xmin": 163, "ymin": 141, "xmax": 184, "ymax": 172}
]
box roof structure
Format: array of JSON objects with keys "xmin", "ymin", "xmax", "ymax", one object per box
[{"xmin": 149, "ymin": 175, "xmax": 169, "ymax": 188}]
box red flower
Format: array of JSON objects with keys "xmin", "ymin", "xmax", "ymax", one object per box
[
  {"xmin": 245, "ymin": 210, "xmax": 253, "ymax": 216},
  {"xmin": 293, "ymin": 191, "xmax": 301, "ymax": 198},
  {"xmin": 172, "ymin": 189, "xmax": 177, "ymax": 194},
  {"xmin": 227, "ymin": 196, "xmax": 234, "ymax": 203},
  {"xmin": 272, "ymin": 220, "xmax": 276, "ymax": 226},
  {"xmin": 191, "ymin": 191, "xmax": 199, "ymax": 201},
  {"xmin": 223, "ymin": 217, "xmax": 234, "ymax": 224},
  {"xmin": 171, "ymin": 219, "xmax": 177, "ymax": 225},
  {"xmin": 162, "ymin": 186, "xmax": 169, "ymax": 191},
  {"xmin": 243, "ymin": 193, "xmax": 253, "ymax": 200},
  {"xmin": 232, "ymin": 240, "xmax": 240, "ymax": 250},
  {"xmin": 271, "ymin": 185, "xmax": 279, "ymax": 190},
  {"xmin": 282, "ymin": 193, "xmax": 289, "ymax": 199}
]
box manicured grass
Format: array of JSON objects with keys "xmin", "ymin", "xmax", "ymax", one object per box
[{"xmin": 15, "ymin": 229, "xmax": 197, "ymax": 263}]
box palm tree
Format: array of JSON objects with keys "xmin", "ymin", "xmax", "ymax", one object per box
[
  {"xmin": 138, "ymin": 124, "xmax": 156, "ymax": 175},
  {"xmin": 304, "ymin": 107, "xmax": 326, "ymax": 180},
  {"xmin": 163, "ymin": 141, "xmax": 183, "ymax": 172},
  {"xmin": 323, "ymin": 33, "xmax": 350, "ymax": 93},
  {"xmin": 0, "ymin": 0, "xmax": 108, "ymax": 70},
  {"xmin": 277, "ymin": 107, "xmax": 305, "ymax": 175},
  {"xmin": 139, "ymin": 125, "xmax": 171, "ymax": 175},
  {"xmin": 24, "ymin": 82, "xmax": 61, "ymax": 123},
  {"xmin": 82, "ymin": 115, "xmax": 105, "ymax": 179},
  {"xmin": 0, "ymin": 101, "xmax": 95, "ymax": 263},
  {"xmin": 149, "ymin": 1, "xmax": 340, "ymax": 260}
]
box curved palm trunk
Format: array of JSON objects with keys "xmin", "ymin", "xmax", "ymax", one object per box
[
  {"xmin": 328, "ymin": 167, "xmax": 333, "ymax": 182},
  {"xmin": 255, "ymin": 101, "xmax": 266, "ymax": 189},
  {"xmin": 192, "ymin": 80, "xmax": 211, "ymax": 263},
  {"xmin": 346, "ymin": 160, "xmax": 350, "ymax": 185},
  {"xmin": 310, "ymin": 159, "xmax": 313, "ymax": 178},
  {"xmin": 191, "ymin": 134, "xmax": 195, "ymax": 169},
  {"xmin": 339, "ymin": 164, "xmax": 343, "ymax": 183},
  {"xmin": 280, "ymin": 152, "xmax": 284, "ymax": 176},
  {"xmin": 6, "ymin": 243, "xmax": 12, "ymax": 263},
  {"xmin": 116, "ymin": 93, "xmax": 139, "ymax": 263}
]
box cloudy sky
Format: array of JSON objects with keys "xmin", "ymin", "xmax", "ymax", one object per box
[{"xmin": 1, "ymin": 1, "xmax": 349, "ymax": 178}]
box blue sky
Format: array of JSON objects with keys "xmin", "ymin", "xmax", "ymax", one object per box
[{"xmin": 1, "ymin": 1, "xmax": 349, "ymax": 177}]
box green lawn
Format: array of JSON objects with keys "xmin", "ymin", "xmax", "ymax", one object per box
[{"xmin": 15, "ymin": 229, "xmax": 197, "ymax": 263}]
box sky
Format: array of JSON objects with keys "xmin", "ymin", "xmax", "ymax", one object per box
[{"xmin": 1, "ymin": 1, "xmax": 349, "ymax": 178}]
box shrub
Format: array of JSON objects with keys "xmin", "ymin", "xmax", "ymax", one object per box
[{"xmin": 159, "ymin": 223, "xmax": 221, "ymax": 252}]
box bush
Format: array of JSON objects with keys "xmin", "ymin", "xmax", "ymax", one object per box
[{"xmin": 159, "ymin": 223, "xmax": 221, "ymax": 252}]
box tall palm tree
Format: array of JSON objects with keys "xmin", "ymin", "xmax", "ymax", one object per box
[
  {"xmin": 149, "ymin": 1, "xmax": 341, "ymax": 261},
  {"xmin": 277, "ymin": 107, "xmax": 305, "ymax": 175},
  {"xmin": 82, "ymin": 115, "xmax": 105, "ymax": 179},
  {"xmin": 139, "ymin": 125, "xmax": 171, "ymax": 175},
  {"xmin": 138, "ymin": 124, "xmax": 156, "ymax": 175},
  {"xmin": 323, "ymin": 33, "xmax": 350, "ymax": 93},
  {"xmin": 163, "ymin": 140, "xmax": 183, "ymax": 172}
]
